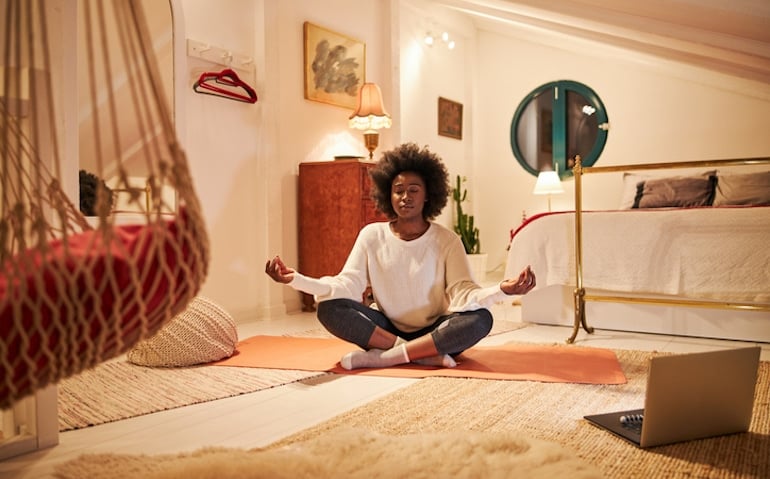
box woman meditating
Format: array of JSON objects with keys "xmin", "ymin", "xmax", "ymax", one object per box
[{"xmin": 265, "ymin": 142, "xmax": 536, "ymax": 370}]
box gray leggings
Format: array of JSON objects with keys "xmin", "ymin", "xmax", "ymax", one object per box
[{"xmin": 316, "ymin": 298, "xmax": 493, "ymax": 355}]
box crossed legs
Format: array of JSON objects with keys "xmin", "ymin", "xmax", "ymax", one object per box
[{"xmin": 316, "ymin": 299, "xmax": 493, "ymax": 370}]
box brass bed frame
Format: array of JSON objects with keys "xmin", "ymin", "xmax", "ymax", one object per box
[{"xmin": 568, "ymin": 155, "xmax": 770, "ymax": 343}]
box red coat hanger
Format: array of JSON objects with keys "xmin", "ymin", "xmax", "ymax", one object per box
[{"xmin": 193, "ymin": 69, "xmax": 258, "ymax": 104}]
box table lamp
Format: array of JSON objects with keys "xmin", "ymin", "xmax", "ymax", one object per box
[{"xmin": 348, "ymin": 82, "xmax": 392, "ymax": 160}]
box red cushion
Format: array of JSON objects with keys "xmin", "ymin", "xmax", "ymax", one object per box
[{"xmin": 0, "ymin": 209, "xmax": 206, "ymax": 409}]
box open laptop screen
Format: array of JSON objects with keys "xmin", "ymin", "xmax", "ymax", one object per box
[{"xmin": 585, "ymin": 346, "xmax": 760, "ymax": 448}]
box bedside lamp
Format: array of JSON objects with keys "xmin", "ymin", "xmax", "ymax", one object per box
[
  {"xmin": 533, "ymin": 169, "xmax": 564, "ymax": 212},
  {"xmin": 349, "ymin": 82, "xmax": 392, "ymax": 160}
]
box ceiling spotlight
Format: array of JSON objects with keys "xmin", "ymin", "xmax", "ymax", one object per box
[
  {"xmin": 447, "ymin": 40, "xmax": 456, "ymax": 50},
  {"xmin": 441, "ymin": 31, "xmax": 450, "ymax": 42},
  {"xmin": 424, "ymin": 33, "xmax": 434, "ymax": 46}
]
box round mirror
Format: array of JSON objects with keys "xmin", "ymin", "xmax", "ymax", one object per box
[{"xmin": 510, "ymin": 80, "xmax": 609, "ymax": 178}]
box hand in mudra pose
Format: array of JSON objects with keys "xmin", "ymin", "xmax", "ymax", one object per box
[
  {"xmin": 265, "ymin": 256, "xmax": 294, "ymax": 284},
  {"xmin": 500, "ymin": 265, "xmax": 536, "ymax": 296}
]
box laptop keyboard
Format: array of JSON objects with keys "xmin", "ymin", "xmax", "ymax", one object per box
[{"xmin": 620, "ymin": 414, "xmax": 644, "ymax": 434}]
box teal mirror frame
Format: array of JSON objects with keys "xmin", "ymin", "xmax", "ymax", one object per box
[{"xmin": 510, "ymin": 80, "xmax": 609, "ymax": 179}]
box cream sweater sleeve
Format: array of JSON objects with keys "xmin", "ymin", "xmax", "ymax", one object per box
[
  {"xmin": 288, "ymin": 272, "xmax": 332, "ymax": 297},
  {"xmin": 441, "ymin": 231, "xmax": 510, "ymax": 312}
]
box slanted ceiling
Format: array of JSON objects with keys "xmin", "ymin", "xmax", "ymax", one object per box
[{"xmin": 441, "ymin": 0, "xmax": 770, "ymax": 84}]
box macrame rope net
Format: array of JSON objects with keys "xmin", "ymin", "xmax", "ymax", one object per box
[{"xmin": 0, "ymin": 0, "xmax": 209, "ymax": 409}]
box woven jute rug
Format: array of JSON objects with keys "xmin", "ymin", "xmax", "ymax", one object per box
[
  {"xmin": 269, "ymin": 349, "xmax": 770, "ymax": 479},
  {"xmin": 57, "ymin": 321, "xmax": 524, "ymax": 431},
  {"xmin": 57, "ymin": 362, "xmax": 322, "ymax": 431}
]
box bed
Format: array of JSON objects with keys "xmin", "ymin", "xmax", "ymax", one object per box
[{"xmin": 505, "ymin": 157, "xmax": 770, "ymax": 343}]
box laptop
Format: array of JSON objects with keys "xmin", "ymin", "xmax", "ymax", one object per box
[{"xmin": 584, "ymin": 346, "xmax": 761, "ymax": 448}]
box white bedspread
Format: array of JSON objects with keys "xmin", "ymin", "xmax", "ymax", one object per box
[{"xmin": 505, "ymin": 207, "xmax": 770, "ymax": 303}]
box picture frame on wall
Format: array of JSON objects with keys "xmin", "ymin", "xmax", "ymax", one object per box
[
  {"xmin": 303, "ymin": 22, "xmax": 366, "ymax": 110},
  {"xmin": 438, "ymin": 97, "xmax": 463, "ymax": 140}
]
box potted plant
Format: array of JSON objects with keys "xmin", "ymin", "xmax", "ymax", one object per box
[{"xmin": 452, "ymin": 175, "xmax": 488, "ymax": 282}]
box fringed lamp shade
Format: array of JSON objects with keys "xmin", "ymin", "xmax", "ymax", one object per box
[{"xmin": 349, "ymin": 83, "xmax": 392, "ymax": 159}]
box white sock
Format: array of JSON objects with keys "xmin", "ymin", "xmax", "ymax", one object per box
[
  {"xmin": 340, "ymin": 344, "xmax": 410, "ymax": 370},
  {"xmin": 412, "ymin": 354, "xmax": 457, "ymax": 368},
  {"xmin": 393, "ymin": 336, "xmax": 456, "ymax": 368}
]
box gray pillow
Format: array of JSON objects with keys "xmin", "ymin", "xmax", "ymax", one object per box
[
  {"xmin": 713, "ymin": 170, "xmax": 770, "ymax": 206},
  {"xmin": 634, "ymin": 174, "xmax": 716, "ymax": 208}
]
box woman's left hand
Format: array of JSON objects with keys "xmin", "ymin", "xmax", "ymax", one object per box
[
  {"xmin": 500, "ymin": 266, "xmax": 536, "ymax": 295},
  {"xmin": 265, "ymin": 255, "xmax": 295, "ymax": 284}
]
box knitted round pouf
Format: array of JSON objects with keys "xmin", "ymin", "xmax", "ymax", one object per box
[{"xmin": 127, "ymin": 296, "xmax": 238, "ymax": 367}]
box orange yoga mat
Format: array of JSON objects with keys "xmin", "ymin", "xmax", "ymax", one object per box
[{"xmin": 213, "ymin": 335, "xmax": 627, "ymax": 385}]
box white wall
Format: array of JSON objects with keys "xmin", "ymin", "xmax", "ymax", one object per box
[{"xmin": 181, "ymin": 0, "xmax": 264, "ymax": 320}]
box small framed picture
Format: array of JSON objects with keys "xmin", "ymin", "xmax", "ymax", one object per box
[
  {"xmin": 303, "ymin": 22, "xmax": 366, "ymax": 109},
  {"xmin": 438, "ymin": 97, "xmax": 463, "ymax": 140}
]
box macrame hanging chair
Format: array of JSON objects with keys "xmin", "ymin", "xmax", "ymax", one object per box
[{"xmin": 0, "ymin": 0, "xmax": 209, "ymax": 409}]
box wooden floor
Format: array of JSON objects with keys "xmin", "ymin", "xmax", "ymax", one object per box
[{"xmin": 2, "ymin": 306, "xmax": 768, "ymax": 478}]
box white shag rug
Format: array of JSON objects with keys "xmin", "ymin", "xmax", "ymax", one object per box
[{"xmin": 54, "ymin": 428, "xmax": 601, "ymax": 479}]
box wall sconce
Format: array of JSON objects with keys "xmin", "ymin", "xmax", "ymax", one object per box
[
  {"xmin": 349, "ymin": 82, "xmax": 392, "ymax": 160},
  {"xmin": 424, "ymin": 30, "xmax": 456, "ymax": 50},
  {"xmin": 441, "ymin": 31, "xmax": 456, "ymax": 50},
  {"xmin": 532, "ymin": 170, "xmax": 564, "ymax": 212}
]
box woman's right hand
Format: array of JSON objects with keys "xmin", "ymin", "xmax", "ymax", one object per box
[
  {"xmin": 500, "ymin": 265, "xmax": 536, "ymax": 296},
  {"xmin": 265, "ymin": 255, "xmax": 295, "ymax": 284}
]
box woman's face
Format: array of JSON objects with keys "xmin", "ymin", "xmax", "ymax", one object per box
[{"xmin": 391, "ymin": 171, "xmax": 427, "ymax": 220}]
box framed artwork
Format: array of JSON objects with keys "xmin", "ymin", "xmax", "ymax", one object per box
[
  {"xmin": 438, "ymin": 97, "xmax": 463, "ymax": 140},
  {"xmin": 303, "ymin": 22, "xmax": 365, "ymax": 109}
]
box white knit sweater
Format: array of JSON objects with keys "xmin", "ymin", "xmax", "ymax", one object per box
[{"xmin": 289, "ymin": 222, "xmax": 508, "ymax": 332}]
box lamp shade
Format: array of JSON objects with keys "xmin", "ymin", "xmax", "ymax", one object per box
[
  {"xmin": 533, "ymin": 171, "xmax": 564, "ymax": 195},
  {"xmin": 349, "ymin": 83, "xmax": 392, "ymax": 131}
]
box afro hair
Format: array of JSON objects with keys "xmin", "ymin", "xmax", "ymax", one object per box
[{"xmin": 369, "ymin": 143, "xmax": 450, "ymax": 220}]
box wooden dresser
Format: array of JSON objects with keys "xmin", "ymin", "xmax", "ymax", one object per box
[{"xmin": 297, "ymin": 160, "xmax": 387, "ymax": 311}]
